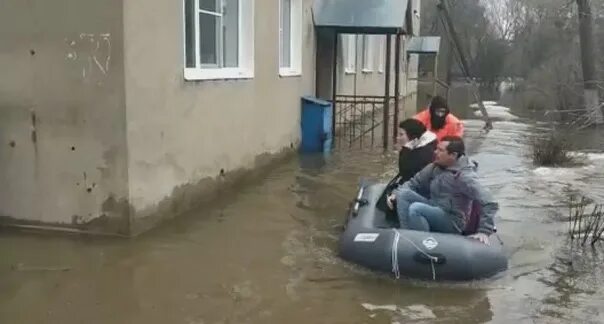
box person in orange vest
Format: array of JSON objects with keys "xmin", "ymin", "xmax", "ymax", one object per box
[{"xmin": 414, "ymin": 95, "xmax": 464, "ymax": 141}]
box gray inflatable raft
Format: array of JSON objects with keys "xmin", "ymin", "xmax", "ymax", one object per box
[{"xmin": 339, "ymin": 183, "xmax": 508, "ymax": 281}]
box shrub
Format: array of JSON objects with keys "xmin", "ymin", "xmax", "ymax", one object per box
[{"xmin": 530, "ymin": 131, "xmax": 579, "ymax": 167}]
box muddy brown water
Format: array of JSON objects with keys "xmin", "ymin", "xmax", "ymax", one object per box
[{"xmin": 1, "ymin": 104, "xmax": 604, "ymax": 323}]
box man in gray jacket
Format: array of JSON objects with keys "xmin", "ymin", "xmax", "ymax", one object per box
[{"xmin": 387, "ymin": 136, "xmax": 498, "ymax": 244}]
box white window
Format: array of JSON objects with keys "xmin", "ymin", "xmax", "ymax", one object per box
[
  {"xmin": 279, "ymin": 0, "xmax": 302, "ymax": 76},
  {"xmin": 377, "ymin": 36, "xmax": 385, "ymax": 73},
  {"xmin": 342, "ymin": 34, "xmax": 357, "ymax": 74},
  {"xmin": 183, "ymin": 0, "xmax": 254, "ymax": 80},
  {"xmin": 362, "ymin": 35, "xmax": 375, "ymax": 73}
]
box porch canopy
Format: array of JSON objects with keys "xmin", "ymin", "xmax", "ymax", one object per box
[
  {"xmin": 406, "ymin": 36, "xmax": 446, "ymax": 101},
  {"xmin": 312, "ymin": 0, "xmax": 413, "ymax": 150},
  {"xmin": 312, "ymin": 0, "xmax": 411, "ymax": 35},
  {"xmin": 406, "ymin": 36, "xmax": 441, "ymax": 55}
]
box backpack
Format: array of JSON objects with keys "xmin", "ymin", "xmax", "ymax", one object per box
[
  {"xmin": 462, "ymin": 200, "xmax": 481, "ymax": 236},
  {"xmin": 454, "ymin": 168, "xmax": 484, "ymax": 236}
]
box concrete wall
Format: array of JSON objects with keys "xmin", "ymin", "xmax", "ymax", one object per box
[
  {"xmin": 0, "ymin": 0, "xmax": 421, "ymax": 236},
  {"xmin": 0, "ymin": 0, "xmax": 129, "ymax": 234},
  {"xmin": 123, "ymin": 0, "xmax": 317, "ymax": 233},
  {"xmin": 315, "ymin": 30, "xmax": 336, "ymax": 101}
]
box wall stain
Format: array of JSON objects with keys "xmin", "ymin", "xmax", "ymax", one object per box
[
  {"xmin": 30, "ymin": 110, "xmax": 37, "ymax": 143},
  {"xmin": 130, "ymin": 147, "xmax": 296, "ymax": 236},
  {"xmin": 0, "ymin": 146, "xmax": 296, "ymax": 237},
  {"xmin": 0, "ymin": 195, "xmax": 133, "ymax": 237}
]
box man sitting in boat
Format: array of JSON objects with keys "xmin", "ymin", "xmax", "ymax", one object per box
[
  {"xmin": 414, "ymin": 95, "xmax": 464, "ymax": 141},
  {"xmin": 377, "ymin": 119, "xmax": 438, "ymax": 220},
  {"xmin": 387, "ymin": 136, "xmax": 498, "ymax": 244}
]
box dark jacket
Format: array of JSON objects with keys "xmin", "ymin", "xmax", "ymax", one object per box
[
  {"xmin": 397, "ymin": 136, "xmax": 438, "ymax": 185},
  {"xmin": 377, "ymin": 131, "xmax": 437, "ymax": 213}
]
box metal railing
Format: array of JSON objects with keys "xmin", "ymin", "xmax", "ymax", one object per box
[{"xmin": 333, "ymin": 95, "xmax": 398, "ymax": 149}]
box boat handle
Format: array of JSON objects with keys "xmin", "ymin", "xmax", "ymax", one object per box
[
  {"xmin": 352, "ymin": 187, "xmax": 365, "ymax": 216},
  {"xmin": 413, "ymin": 252, "xmax": 447, "ymax": 265}
]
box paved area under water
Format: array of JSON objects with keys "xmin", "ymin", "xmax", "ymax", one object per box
[{"xmin": 1, "ymin": 106, "xmax": 604, "ymax": 323}]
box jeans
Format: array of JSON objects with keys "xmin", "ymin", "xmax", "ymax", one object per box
[{"xmin": 395, "ymin": 188, "xmax": 458, "ymax": 233}]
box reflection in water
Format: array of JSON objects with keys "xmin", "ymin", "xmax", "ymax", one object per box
[
  {"xmin": 536, "ymin": 247, "xmax": 604, "ymax": 323},
  {"xmin": 1, "ymin": 98, "xmax": 604, "ymax": 323}
]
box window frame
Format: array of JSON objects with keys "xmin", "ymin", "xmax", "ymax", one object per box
[
  {"xmin": 183, "ymin": 0, "xmax": 255, "ymax": 81},
  {"xmin": 343, "ymin": 34, "xmax": 357, "ymax": 74},
  {"xmin": 361, "ymin": 35, "xmax": 374, "ymax": 73},
  {"xmin": 278, "ymin": 0, "xmax": 303, "ymax": 77},
  {"xmin": 377, "ymin": 36, "xmax": 385, "ymax": 73}
]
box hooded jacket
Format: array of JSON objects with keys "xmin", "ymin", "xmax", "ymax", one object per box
[
  {"xmin": 400, "ymin": 155, "xmax": 498, "ymax": 235},
  {"xmin": 414, "ymin": 109, "xmax": 464, "ymax": 141}
]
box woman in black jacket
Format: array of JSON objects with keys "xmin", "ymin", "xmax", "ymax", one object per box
[
  {"xmin": 393, "ymin": 118, "xmax": 438, "ymax": 185},
  {"xmin": 377, "ymin": 118, "xmax": 438, "ymax": 219}
]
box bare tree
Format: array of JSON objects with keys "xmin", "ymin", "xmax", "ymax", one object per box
[
  {"xmin": 482, "ymin": 0, "xmax": 529, "ymax": 40},
  {"xmin": 576, "ymin": 0, "xmax": 604, "ymax": 124}
]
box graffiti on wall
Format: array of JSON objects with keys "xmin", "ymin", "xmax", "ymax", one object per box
[{"xmin": 65, "ymin": 33, "xmax": 112, "ymax": 82}]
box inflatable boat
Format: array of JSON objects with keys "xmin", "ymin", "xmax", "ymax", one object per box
[{"xmin": 339, "ymin": 182, "xmax": 508, "ymax": 281}]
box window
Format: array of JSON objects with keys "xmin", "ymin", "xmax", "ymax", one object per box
[
  {"xmin": 342, "ymin": 34, "xmax": 356, "ymax": 74},
  {"xmin": 362, "ymin": 35, "xmax": 374, "ymax": 73},
  {"xmin": 279, "ymin": 0, "xmax": 302, "ymax": 76},
  {"xmin": 184, "ymin": 0, "xmax": 254, "ymax": 80},
  {"xmin": 377, "ymin": 36, "xmax": 385, "ymax": 73}
]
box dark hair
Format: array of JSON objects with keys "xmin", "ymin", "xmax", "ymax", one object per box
[
  {"xmin": 441, "ymin": 136, "xmax": 465, "ymax": 157},
  {"xmin": 398, "ymin": 118, "xmax": 426, "ymax": 140},
  {"xmin": 429, "ymin": 95, "xmax": 448, "ymax": 110}
]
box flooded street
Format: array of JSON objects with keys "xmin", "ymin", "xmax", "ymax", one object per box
[{"xmin": 1, "ymin": 103, "xmax": 604, "ymax": 323}]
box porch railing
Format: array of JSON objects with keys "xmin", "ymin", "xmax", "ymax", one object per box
[{"xmin": 333, "ymin": 95, "xmax": 398, "ymax": 149}]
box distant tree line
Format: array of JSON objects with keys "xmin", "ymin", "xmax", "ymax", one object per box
[{"xmin": 420, "ymin": 0, "xmax": 604, "ymax": 118}]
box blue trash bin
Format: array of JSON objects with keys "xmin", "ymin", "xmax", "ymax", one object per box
[{"xmin": 300, "ymin": 96, "xmax": 332, "ymax": 153}]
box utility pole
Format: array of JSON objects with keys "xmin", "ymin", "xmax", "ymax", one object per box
[
  {"xmin": 576, "ymin": 0, "xmax": 604, "ymax": 125},
  {"xmin": 437, "ymin": 0, "xmax": 493, "ymax": 130}
]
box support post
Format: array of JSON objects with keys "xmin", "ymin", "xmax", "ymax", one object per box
[
  {"xmin": 433, "ymin": 54, "xmax": 439, "ymax": 96},
  {"xmin": 394, "ymin": 34, "xmax": 401, "ymax": 143},
  {"xmin": 331, "ymin": 32, "xmax": 338, "ymax": 138},
  {"xmin": 383, "ymin": 35, "xmax": 392, "ymax": 150}
]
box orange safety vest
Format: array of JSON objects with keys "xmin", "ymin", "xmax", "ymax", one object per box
[{"xmin": 413, "ymin": 109, "xmax": 464, "ymax": 141}]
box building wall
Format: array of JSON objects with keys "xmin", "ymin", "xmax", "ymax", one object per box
[
  {"xmin": 336, "ymin": 35, "xmax": 390, "ymax": 97},
  {"xmin": 0, "ymin": 0, "xmax": 421, "ymax": 236},
  {"xmin": 335, "ymin": 34, "xmax": 421, "ymax": 125},
  {"xmin": 122, "ymin": 0, "xmax": 318, "ymax": 233},
  {"xmin": 0, "ymin": 0, "xmax": 129, "ymax": 234}
]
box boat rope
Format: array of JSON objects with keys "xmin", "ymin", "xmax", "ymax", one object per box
[
  {"xmin": 391, "ymin": 229, "xmax": 439, "ymax": 281},
  {"xmin": 391, "ymin": 230, "xmax": 401, "ymax": 279}
]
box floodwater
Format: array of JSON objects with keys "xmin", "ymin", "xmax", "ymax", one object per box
[{"xmin": 1, "ymin": 99, "xmax": 604, "ymax": 324}]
